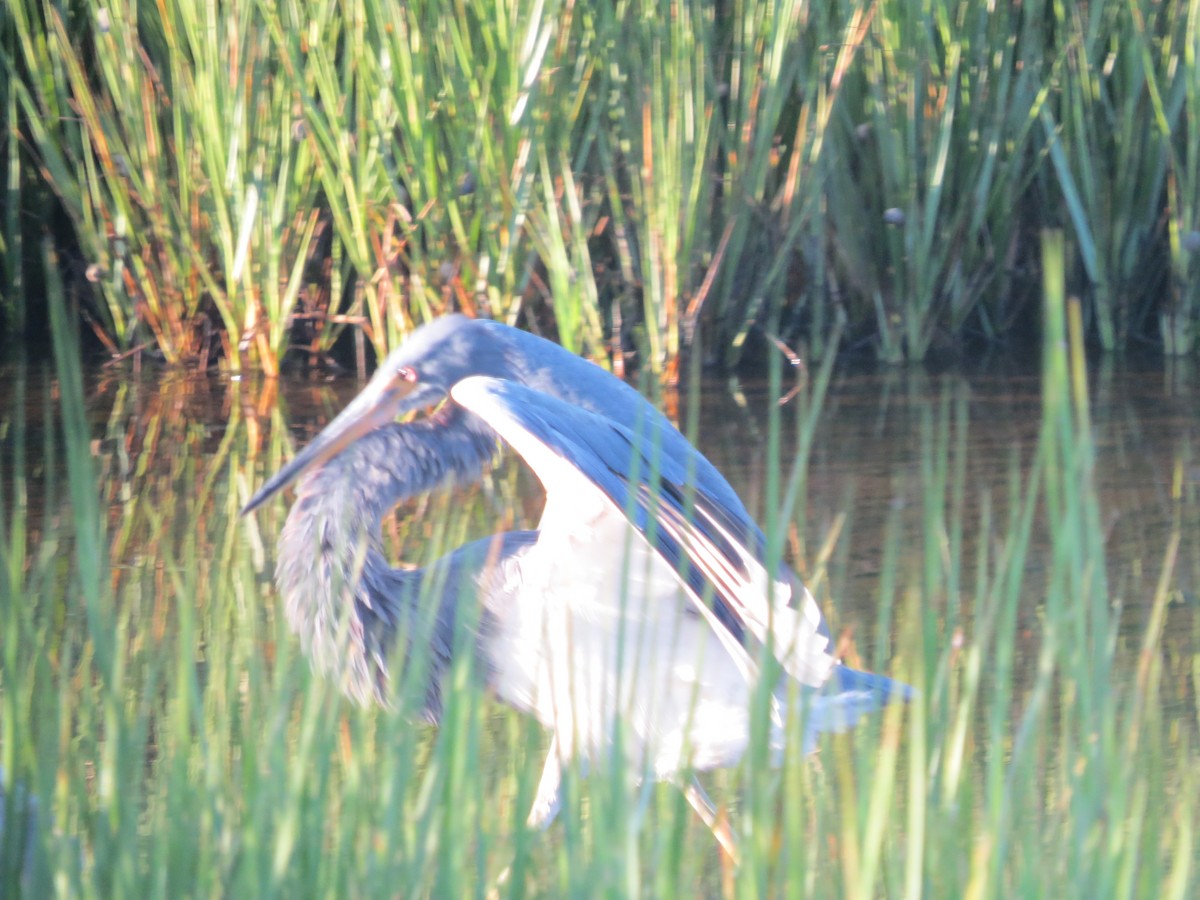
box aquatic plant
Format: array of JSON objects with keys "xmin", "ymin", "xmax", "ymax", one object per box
[{"xmin": 2, "ymin": 1, "xmax": 1199, "ymax": 367}]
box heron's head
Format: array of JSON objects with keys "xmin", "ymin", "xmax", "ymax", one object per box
[{"xmin": 242, "ymin": 315, "xmax": 513, "ymax": 515}]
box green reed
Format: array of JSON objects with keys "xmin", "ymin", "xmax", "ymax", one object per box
[
  {"xmin": 3, "ymin": 0, "xmax": 1199, "ymax": 366},
  {"xmin": 1040, "ymin": 1, "xmax": 1173, "ymax": 352},
  {"xmin": 5, "ymin": 0, "xmax": 325, "ymax": 370},
  {"xmin": 1157, "ymin": 0, "xmax": 1200, "ymax": 354},
  {"xmin": 1, "ymin": 27, "xmax": 20, "ymax": 331},
  {"xmin": 826, "ymin": 0, "xmax": 1046, "ymax": 361},
  {"xmin": 2, "ymin": 232, "xmax": 1198, "ymax": 895}
]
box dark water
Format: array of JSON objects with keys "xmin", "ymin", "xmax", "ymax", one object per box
[
  {"xmin": 7, "ymin": 352, "xmax": 1198, "ymax": 687},
  {"xmin": 711, "ymin": 361, "xmax": 1198, "ymax": 696},
  {"xmin": 715, "ymin": 360, "xmax": 1195, "ymax": 592}
]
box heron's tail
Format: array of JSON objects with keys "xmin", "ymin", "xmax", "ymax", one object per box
[{"xmin": 796, "ymin": 664, "xmax": 914, "ymax": 754}]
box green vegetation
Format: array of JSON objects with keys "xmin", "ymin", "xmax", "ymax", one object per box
[
  {"xmin": 2, "ymin": 233, "xmax": 1197, "ymax": 895},
  {"xmin": 1, "ymin": 0, "xmax": 1198, "ymax": 369}
]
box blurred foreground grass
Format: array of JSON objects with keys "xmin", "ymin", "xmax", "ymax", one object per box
[{"xmin": 1, "ymin": 234, "xmax": 1198, "ymax": 896}]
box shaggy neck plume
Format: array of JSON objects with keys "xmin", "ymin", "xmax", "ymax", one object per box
[{"xmin": 274, "ymin": 409, "xmax": 496, "ymax": 710}]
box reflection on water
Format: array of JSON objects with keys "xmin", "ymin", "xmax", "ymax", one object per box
[
  {"xmin": 708, "ymin": 361, "xmax": 1198, "ymax": 612},
  {"xmin": 4, "ymin": 351, "xmax": 1195, "ymax": 599},
  {"xmin": 698, "ymin": 360, "xmax": 1198, "ymax": 711},
  {"xmin": 9, "ymin": 348, "xmax": 1200, "ymax": 700}
]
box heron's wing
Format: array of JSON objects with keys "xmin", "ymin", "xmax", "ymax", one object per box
[{"xmin": 450, "ymin": 376, "xmax": 834, "ymax": 687}]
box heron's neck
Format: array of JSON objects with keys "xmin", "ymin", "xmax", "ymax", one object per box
[
  {"xmin": 271, "ymin": 411, "xmax": 501, "ymax": 712},
  {"xmin": 331, "ymin": 408, "xmax": 497, "ymax": 524},
  {"xmin": 276, "ymin": 469, "xmax": 419, "ymax": 706}
]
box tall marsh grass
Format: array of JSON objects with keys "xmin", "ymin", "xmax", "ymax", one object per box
[
  {"xmin": 1, "ymin": 235, "xmax": 1198, "ymax": 895},
  {"xmin": 3, "ymin": 1, "xmax": 1199, "ymax": 367}
]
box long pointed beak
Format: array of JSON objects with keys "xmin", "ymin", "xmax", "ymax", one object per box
[{"xmin": 241, "ymin": 376, "xmax": 422, "ymax": 516}]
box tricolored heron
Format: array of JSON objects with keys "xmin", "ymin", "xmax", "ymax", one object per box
[{"xmin": 242, "ymin": 316, "xmax": 910, "ymax": 852}]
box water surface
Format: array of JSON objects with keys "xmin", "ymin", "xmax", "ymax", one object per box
[{"xmin": 28, "ymin": 354, "xmax": 1189, "ymax": 683}]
